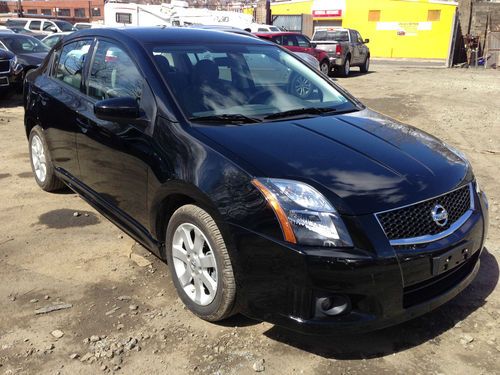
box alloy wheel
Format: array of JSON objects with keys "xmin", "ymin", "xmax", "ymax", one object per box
[
  {"xmin": 320, "ymin": 62, "xmax": 329, "ymax": 75},
  {"xmin": 293, "ymin": 75, "xmax": 312, "ymax": 98},
  {"xmin": 31, "ymin": 134, "xmax": 47, "ymax": 183},
  {"xmin": 172, "ymin": 223, "xmax": 218, "ymax": 306},
  {"xmin": 344, "ymin": 59, "xmax": 350, "ymax": 76}
]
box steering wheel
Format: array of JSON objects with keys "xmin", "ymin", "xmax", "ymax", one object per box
[{"xmin": 248, "ymin": 89, "xmax": 276, "ymax": 105}]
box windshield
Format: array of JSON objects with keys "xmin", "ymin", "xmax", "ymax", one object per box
[
  {"xmin": 151, "ymin": 44, "xmax": 355, "ymax": 122},
  {"xmin": 1, "ymin": 35, "xmax": 50, "ymax": 54},
  {"xmin": 313, "ymin": 30, "xmax": 349, "ymax": 42},
  {"xmin": 55, "ymin": 21, "xmax": 74, "ymax": 32}
]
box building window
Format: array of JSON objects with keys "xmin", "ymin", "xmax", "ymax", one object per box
[
  {"xmin": 368, "ymin": 10, "xmax": 381, "ymax": 22},
  {"xmin": 74, "ymin": 8, "xmax": 86, "ymax": 18},
  {"xmin": 92, "ymin": 8, "xmax": 101, "ymax": 17},
  {"xmin": 26, "ymin": 9, "xmax": 38, "ymax": 14},
  {"xmin": 116, "ymin": 12, "xmax": 132, "ymax": 24},
  {"xmin": 41, "ymin": 9, "xmax": 52, "ymax": 16},
  {"xmin": 57, "ymin": 8, "xmax": 71, "ymax": 17},
  {"xmin": 428, "ymin": 10, "xmax": 441, "ymax": 21}
]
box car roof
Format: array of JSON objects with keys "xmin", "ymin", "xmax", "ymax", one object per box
[
  {"xmin": 254, "ymin": 31, "xmax": 302, "ymax": 37},
  {"xmin": 67, "ymin": 27, "xmax": 269, "ymax": 46}
]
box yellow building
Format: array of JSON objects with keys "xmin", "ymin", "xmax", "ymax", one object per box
[{"xmin": 267, "ymin": 0, "xmax": 458, "ymax": 59}]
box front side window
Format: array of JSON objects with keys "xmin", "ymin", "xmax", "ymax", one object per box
[
  {"xmin": 87, "ymin": 40, "xmax": 143, "ymax": 101},
  {"xmin": 150, "ymin": 44, "xmax": 355, "ymax": 121},
  {"xmin": 296, "ymin": 35, "xmax": 311, "ymax": 48},
  {"xmin": 54, "ymin": 21, "xmax": 74, "ymax": 32},
  {"xmin": 53, "ymin": 40, "xmax": 92, "ymax": 90}
]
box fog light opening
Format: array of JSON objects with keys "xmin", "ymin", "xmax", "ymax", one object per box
[{"xmin": 316, "ymin": 295, "xmax": 351, "ymax": 317}]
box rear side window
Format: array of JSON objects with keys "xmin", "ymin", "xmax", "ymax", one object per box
[
  {"xmin": 281, "ymin": 35, "xmax": 298, "ymax": 46},
  {"xmin": 87, "ymin": 40, "xmax": 143, "ymax": 101},
  {"xmin": 53, "ymin": 40, "xmax": 93, "ymax": 90},
  {"xmin": 29, "ymin": 20, "xmax": 41, "ymax": 31}
]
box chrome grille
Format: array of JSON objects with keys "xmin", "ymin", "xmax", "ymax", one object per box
[
  {"xmin": 0, "ymin": 60, "xmax": 10, "ymax": 73},
  {"xmin": 376, "ymin": 184, "xmax": 472, "ymax": 244}
]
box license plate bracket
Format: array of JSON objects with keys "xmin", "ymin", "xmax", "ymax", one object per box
[{"xmin": 432, "ymin": 241, "xmax": 475, "ymax": 276}]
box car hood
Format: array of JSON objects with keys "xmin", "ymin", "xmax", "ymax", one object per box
[
  {"xmin": 0, "ymin": 49, "xmax": 15, "ymax": 59},
  {"xmin": 195, "ymin": 109, "xmax": 472, "ymax": 215},
  {"xmin": 17, "ymin": 52, "xmax": 47, "ymax": 66}
]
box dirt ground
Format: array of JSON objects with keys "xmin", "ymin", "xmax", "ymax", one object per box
[{"xmin": 0, "ymin": 64, "xmax": 499, "ymax": 375}]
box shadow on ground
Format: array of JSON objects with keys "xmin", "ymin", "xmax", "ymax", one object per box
[
  {"xmin": 37, "ymin": 208, "xmax": 100, "ymax": 229},
  {"xmin": 262, "ymin": 248, "xmax": 498, "ymax": 359}
]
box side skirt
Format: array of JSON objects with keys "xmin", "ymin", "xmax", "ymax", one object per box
[{"xmin": 55, "ymin": 168, "xmax": 164, "ymax": 259}]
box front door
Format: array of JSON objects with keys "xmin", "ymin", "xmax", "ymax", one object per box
[{"xmin": 76, "ymin": 38, "xmax": 154, "ymax": 228}]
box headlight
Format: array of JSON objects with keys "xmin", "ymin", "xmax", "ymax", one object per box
[
  {"xmin": 475, "ymin": 179, "xmax": 481, "ymax": 194},
  {"xmin": 9, "ymin": 55, "xmax": 17, "ymax": 68},
  {"xmin": 252, "ymin": 178, "xmax": 353, "ymax": 247}
]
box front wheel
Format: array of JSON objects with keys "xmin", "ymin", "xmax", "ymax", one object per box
[
  {"xmin": 360, "ymin": 56, "xmax": 370, "ymax": 73},
  {"xmin": 29, "ymin": 125, "xmax": 65, "ymax": 192},
  {"xmin": 165, "ymin": 204, "xmax": 236, "ymax": 322}
]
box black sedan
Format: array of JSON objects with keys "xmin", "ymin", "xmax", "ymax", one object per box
[
  {"xmin": 0, "ymin": 33, "xmax": 50, "ymax": 77},
  {"xmin": 23, "ymin": 28, "xmax": 489, "ymax": 334},
  {"xmin": 0, "ymin": 47, "xmax": 23, "ymax": 95}
]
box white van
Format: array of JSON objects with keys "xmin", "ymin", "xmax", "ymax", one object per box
[{"xmin": 6, "ymin": 18, "xmax": 75, "ymax": 34}]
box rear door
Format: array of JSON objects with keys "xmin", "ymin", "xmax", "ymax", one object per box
[
  {"xmin": 76, "ymin": 38, "xmax": 154, "ymax": 227},
  {"xmin": 38, "ymin": 38, "xmax": 94, "ymax": 177}
]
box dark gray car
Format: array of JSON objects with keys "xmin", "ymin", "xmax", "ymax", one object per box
[{"xmin": 312, "ymin": 27, "xmax": 370, "ymax": 77}]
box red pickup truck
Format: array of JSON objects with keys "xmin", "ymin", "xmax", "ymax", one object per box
[{"xmin": 254, "ymin": 31, "xmax": 331, "ymax": 75}]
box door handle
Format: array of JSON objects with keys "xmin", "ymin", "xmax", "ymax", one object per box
[{"xmin": 76, "ymin": 116, "xmax": 90, "ymax": 133}]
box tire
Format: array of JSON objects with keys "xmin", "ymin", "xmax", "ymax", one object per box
[
  {"xmin": 340, "ymin": 57, "xmax": 351, "ymax": 77},
  {"xmin": 289, "ymin": 73, "xmax": 313, "ymax": 99},
  {"xmin": 320, "ymin": 60, "xmax": 330, "ymax": 75},
  {"xmin": 360, "ymin": 56, "xmax": 370, "ymax": 73},
  {"xmin": 28, "ymin": 125, "xmax": 65, "ymax": 192},
  {"xmin": 165, "ymin": 204, "xmax": 236, "ymax": 322}
]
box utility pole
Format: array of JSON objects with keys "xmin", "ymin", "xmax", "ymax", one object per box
[{"xmin": 17, "ymin": 0, "xmax": 23, "ymax": 17}]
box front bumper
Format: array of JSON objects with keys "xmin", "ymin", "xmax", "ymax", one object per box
[{"xmin": 229, "ymin": 190, "xmax": 488, "ymax": 334}]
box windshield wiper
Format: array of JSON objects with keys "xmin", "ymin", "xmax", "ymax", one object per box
[
  {"xmin": 189, "ymin": 114, "xmax": 262, "ymax": 124},
  {"xmin": 264, "ymin": 107, "xmax": 338, "ymax": 120}
]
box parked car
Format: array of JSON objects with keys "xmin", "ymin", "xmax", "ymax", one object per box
[
  {"xmin": 0, "ymin": 47, "xmax": 23, "ymax": 96},
  {"xmin": 0, "ymin": 33, "xmax": 49, "ymax": 76},
  {"xmin": 0, "ymin": 26, "xmax": 15, "ymax": 33},
  {"xmin": 189, "ymin": 25, "xmax": 320, "ymax": 71},
  {"xmin": 311, "ymin": 27, "xmax": 370, "ymax": 77},
  {"xmin": 8, "ymin": 26, "xmax": 47, "ymax": 40},
  {"xmin": 24, "ymin": 28, "xmax": 488, "ymax": 334},
  {"xmin": 254, "ymin": 31, "xmax": 331, "ymax": 75},
  {"xmin": 73, "ymin": 22, "xmax": 93, "ymax": 30},
  {"xmin": 248, "ymin": 23, "xmax": 281, "ymax": 33},
  {"xmin": 6, "ymin": 18, "xmax": 74, "ymax": 35},
  {"xmin": 42, "ymin": 32, "xmax": 72, "ymax": 49}
]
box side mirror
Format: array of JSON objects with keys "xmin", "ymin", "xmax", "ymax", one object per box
[
  {"xmin": 310, "ymin": 42, "xmax": 317, "ymax": 48},
  {"xmin": 364, "ymin": 38, "xmax": 370, "ymax": 44},
  {"xmin": 94, "ymin": 97, "xmax": 140, "ymax": 122},
  {"xmin": 49, "ymin": 26, "xmax": 57, "ymax": 33}
]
